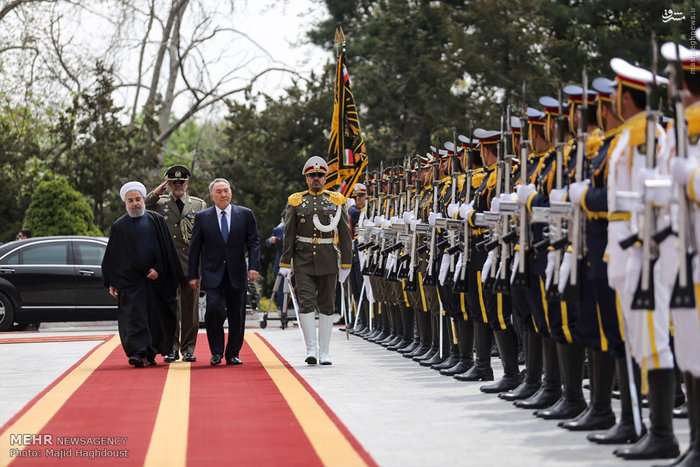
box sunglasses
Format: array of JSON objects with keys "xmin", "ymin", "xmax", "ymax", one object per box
[{"xmin": 306, "ymin": 173, "xmax": 325, "ymax": 179}]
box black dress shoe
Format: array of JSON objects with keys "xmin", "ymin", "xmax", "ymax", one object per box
[
  {"xmin": 480, "ymin": 374, "xmax": 522, "ymax": 394},
  {"xmin": 210, "ymin": 354, "xmax": 222, "ymax": 366},
  {"xmin": 587, "ymin": 421, "xmax": 646, "ymax": 445},
  {"xmin": 164, "ymin": 352, "xmax": 179, "ymax": 363},
  {"xmin": 227, "ymin": 357, "xmax": 243, "ymax": 365},
  {"xmin": 440, "ymin": 360, "xmax": 473, "ymax": 377},
  {"xmin": 672, "ymin": 402, "xmax": 688, "ymax": 419},
  {"xmin": 514, "ymin": 386, "xmax": 561, "ymax": 410},
  {"xmin": 182, "ymin": 353, "xmax": 196, "ymax": 363},
  {"xmin": 146, "ymin": 357, "xmax": 157, "ymax": 367},
  {"xmin": 499, "ymin": 382, "xmax": 541, "ymax": 401},
  {"xmin": 559, "ymin": 407, "xmax": 616, "ymax": 431},
  {"xmin": 454, "ymin": 365, "xmax": 494, "ymax": 382},
  {"xmin": 535, "ymin": 398, "xmax": 587, "ymax": 420},
  {"xmin": 128, "ymin": 356, "xmax": 145, "ymax": 368},
  {"xmin": 614, "ymin": 432, "xmax": 680, "ymax": 460}
]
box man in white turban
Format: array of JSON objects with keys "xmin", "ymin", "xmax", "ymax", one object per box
[{"xmin": 101, "ymin": 181, "xmax": 183, "ymax": 367}]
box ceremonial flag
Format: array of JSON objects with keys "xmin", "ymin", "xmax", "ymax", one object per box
[{"xmin": 325, "ymin": 26, "xmax": 368, "ymax": 196}]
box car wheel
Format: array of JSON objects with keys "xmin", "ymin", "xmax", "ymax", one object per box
[{"xmin": 0, "ymin": 292, "xmax": 16, "ymax": 332}]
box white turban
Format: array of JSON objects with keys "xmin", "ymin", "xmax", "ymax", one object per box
[{"xmin": 120, "ymin": 181, "xmax": 147, "ymax": 201}]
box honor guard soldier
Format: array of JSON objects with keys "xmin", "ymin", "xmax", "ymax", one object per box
[
  {"xmin": 606, "ymin": 57, "xmax": 677, "ymax": 461},
  {"xmin": 662, "ymin": 37, "xmax": 700, "ymax": 467},
  {"xmin": 279, "ymin": 156, "xmax": 353, "ymax": 365},
  {"xmin": 146, "ymin": 165, "xmax": 207, "ymax": 363}
]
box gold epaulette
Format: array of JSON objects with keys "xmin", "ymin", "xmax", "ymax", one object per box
[
  {"xmin": 604, "ymin": 124, "xmax": 622, "ymax": 139},
  {"xmin": 440, "ymin": 176, "xmax": 451, "ymax": 197},
  {"xmin": 287, "ymin": 191, "xmax": 307, "ymax": 207},
  {"xmin": 623, "ymin": 111, "xmax": 649, "ymax": 148},
  {"xmin": 486, "ymin": 169, "xmax": 497, "ymax": 191},
  {"xmin": 471, "ymin": 168, "xmax": 485, "ymax": 188},
  {"xmin": 585, "ymin": 128, "xmax": 604, "ymax": 158},
  {"xmin": 325, "ymin": 190, "xmax": 346, "ymax": 206},
  {"xmin": 563, "ymin": 139, "xmax": 575, "ymax": 164},
  {"xmin": 456, "ymin": 173, "xmax": 466, "ymax": 192},
  {"xmin": 687, "ymin": 103, "xmax": 700, "ymax": 137}
]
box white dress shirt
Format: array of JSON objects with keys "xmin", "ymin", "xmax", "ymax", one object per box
[{"xmin": 215, "ymin": 204, "xmax": 232, "ymax": 233}]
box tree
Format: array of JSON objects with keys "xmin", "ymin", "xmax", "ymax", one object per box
[
  {"xmin": 49, "ymin": 62, "xmax": 159, "ymax": 231},
  {"xmin": 23, "ymin": 175, "xmax": 102, "ymax": 237}
]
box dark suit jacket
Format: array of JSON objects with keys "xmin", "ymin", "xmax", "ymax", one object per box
[{"xmin": 187, "ymin": 204, "xmax": 261, "ymax": 290}]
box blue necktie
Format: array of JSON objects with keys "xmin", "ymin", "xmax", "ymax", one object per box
[{"xmin": 220, "ymin": 210, "xmax": 229, "ymax": 243}]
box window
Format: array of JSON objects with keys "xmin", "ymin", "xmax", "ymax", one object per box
[
  {"xmin": 0, "ymin": 251, "xmax": 19, "ymax": 265},
  {"xmin": 75, "ymin": 242, "xmax": 106, "ymax": 266},
  {"xmin": 21, "ymin": 243, "xmax": 69, "ymax": 265}
]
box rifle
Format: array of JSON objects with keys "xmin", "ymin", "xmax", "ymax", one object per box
[
  {"xmin": 669, "ymin": 36, "xmax": 696, "ymax": 309},
  {"xmin": 569, "ymin": 70, "xmax": 588, "ymax": 291},
  {"xmin": 496, "ymin": 108, "xmax": 514, "ymax": 293},
  {"xmin": 513, "ymin": 82, "xmax": 530, "ymax": 286},
  {"xmin": 632, "ymin": 35, "xmax": 660, "ymax": 310},
  {"xmin": 422, "ymin": 151, "xmax": 441, "ymax": 286}
]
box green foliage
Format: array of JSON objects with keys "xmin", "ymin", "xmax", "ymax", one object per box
[
  {"xmin": 23, "ymin": 175, "xmax": 102, "ymax": 237},
  {"xmin": 49, "ymin": 62, "xmax": 160, "ymax": 232},
  {"xmin": 0, "ymin": 101, "xmax": 50, "ymax": 242}
]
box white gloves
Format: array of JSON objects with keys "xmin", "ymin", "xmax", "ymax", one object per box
[
  {"xmin": 279, "ymin": 267, "xmax": 291, "ymax": 278},
  {"xmin": 459, "ymin": 202, "xmax": 474, "ymax": 220},
  {"xmin": 428, "ymin": 212, "xmax": 442, "ymax": 226},
  {"xmin": 510, "ymin": 251, "xmax": 520, "ymax": 285},
  {"xmin": 481, "ymin": 250, "xmax": 496, "ymax": 283},
  {"xmin": 558, "ymin": 251, "xmax": 574, "ymax": 294},
  {"xmin": 544, "ymin": 251, "xmax": 556, "ymax": 290},
  {"xmin": 403, "ymin": 211, "xmax": 416, "ymax": 223},
  {"xmin": 490, "ymin": 197, "xmax": 501, "ymax": 213},
  {"xmin": 643, "ymin": 173, "xmax": 674, "ymax": 208},
  {"xmin": 549, "ymin": 188, "xmax": 568, "ymax": 203},
  {"xmin": 569, "ymin": 181, "xmax": 589, "ymax": 206},
  {"xmin": 346, "ymin": 197, "xmax": 356, "ymax": 208},
  {"xmin": 438, "ymin": 254, "xmax": 451, "ymax": 285},
  {"xmin": 671, "ymin": 157, "xmax": 695, "ymax": 186},
  {"xmin": 453, "ymin": 253, "xmax": 464, "ymax": 284},
  {"xmin": 447, "ymin": 203, "xmax": 460, "ymax": 219},
  {"xmin": 517, "ymin": 184, "xmax": 536, "ymax": 205},
  {"xmin": 339, "ymin": 268, "xmax": 351, "ymax": 283}
]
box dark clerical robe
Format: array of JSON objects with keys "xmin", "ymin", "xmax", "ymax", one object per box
[{"xmin": 102, "ymin": 211, "xmax": 183, "ymax": 360}]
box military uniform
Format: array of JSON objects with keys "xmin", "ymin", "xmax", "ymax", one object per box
[
  {"xmin": 280, "ymin": 156, "xmax": 352, "ymax": 365},
  {"xmin": 145, "ymin": 165, "xmax": 206, "ymax": 361}
]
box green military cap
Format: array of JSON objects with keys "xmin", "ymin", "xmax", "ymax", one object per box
[{"xmin": 164, "ymin": 165, "xmax": 191, "ymax": 181}]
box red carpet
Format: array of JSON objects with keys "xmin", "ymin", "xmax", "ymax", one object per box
[{"xmin": 0, "ymin": 332, "xmax": 374, "ymax": 466}]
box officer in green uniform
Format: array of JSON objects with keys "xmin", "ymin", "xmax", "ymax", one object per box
[
  {"xmin": 279, "ymin": 156, "xmax": 353, "ymax": 365},
  {"xmin": 146, "ymin": 165, "xmax": 207, "ymax": 363}
]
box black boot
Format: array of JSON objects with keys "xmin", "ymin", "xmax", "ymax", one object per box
[
  {"xmin": 378, "ymin": 305, "xmax": 397, "ymax": 345},
  {"xmin": 433, "ymin": 316, "xmax": 460, "ymax": 370},
  {"xmin": 414, "ymin": 311, "xmax": 439, "ymax": 362},
  {"xmin": 422, "ymin": 313, "xmax": 449, "ymax": 367},
  {"xmin": 515, "ymin": 337, "xmax": 561, "ymax": 409},
  {"xmin": 501, "ymin": 328, "xmax": 542, "ymax": 401},
  {"xmin": 535, "ymin": 342, "xmax": 586, "ymax": 419},
  {"xmin": 405, "ymin": 311, "xmax": 429, "ymax": 357},
  {"xmin": 615, "ymin": 368, "xmax": 680, "ymax": 460},
  {"xmin": 454, "ymin": 321, "xmax": 493, "ymax": 382},
  {"xmin": 650, "ymin": 374, "xmax": 699, "ymax": 467},
  {"xmin": 673, "ymin": 403, "xmax": 689, "ymax": 419},
  {"xmin": 560, "ymin": 349, "xmax": 616, "ymax": 430},
  {"xmin": 441, "ymin": 319, "xmax": 474, "ymax": 376},
  {"xmin": 391, "ymin": 307, "xmax": 414, "ymax": 351},
  {"xmin": 481, "ymin": 328, "xmax": 522, "ymax": 393},
  {"xmin": 588, "ymin": 355, "xmax": 646, "ymax": 444}
]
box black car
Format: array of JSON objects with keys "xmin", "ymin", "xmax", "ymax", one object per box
[{"xmin": 0, "ymin": 236, "xmax": 116, "ymax": 331}]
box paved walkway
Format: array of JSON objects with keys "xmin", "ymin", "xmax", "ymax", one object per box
[{"xmin": 0, "ymin": 324, "xmax": 691, "ymax": 466}]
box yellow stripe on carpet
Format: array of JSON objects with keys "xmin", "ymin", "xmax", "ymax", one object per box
[
  {"xmin": 0, "ymin": 335, "xmax": 120, "ymax": 464},
  {"xmin": 143, "ymin": 362, "xmax": 191, "ymax": 467},
  {"xmin": 246, "ymin": 333, "xmax": 368, "ymax": 467}
]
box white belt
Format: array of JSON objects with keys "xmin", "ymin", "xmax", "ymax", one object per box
[{"xmin": 297, "ymin": 236, "xmax": 334, "ymax": 245}]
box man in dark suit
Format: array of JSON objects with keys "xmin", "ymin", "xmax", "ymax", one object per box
[{"xmin": 187, "ymin": 178, "xmax": 261, "ymax": 366}]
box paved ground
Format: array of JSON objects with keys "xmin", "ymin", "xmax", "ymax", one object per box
[{"xmin": 0, "ymin": 321, "xmax": 691, "ymax": 467}]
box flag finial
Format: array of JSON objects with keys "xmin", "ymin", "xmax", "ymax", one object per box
[{"xmin": 335, "ymin": 25, "xmax": 345, "ymax": 46}]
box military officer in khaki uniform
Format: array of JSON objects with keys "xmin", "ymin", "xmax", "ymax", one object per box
[
  {"xmin": 146, "ymin": 165, "xmax": 207, "ymax": 363},
  {"xmin": 279, "ymin": 156, "xmax": 353, "ymax": 365}
]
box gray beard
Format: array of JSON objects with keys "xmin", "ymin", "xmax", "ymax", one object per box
[{"xmin": 127, "ymin": 207, "xmax": 146, "ymax": 218}]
